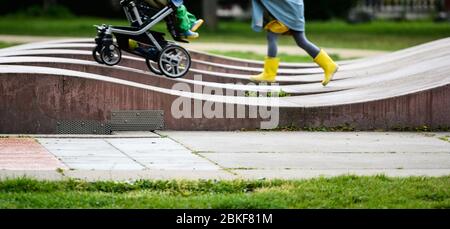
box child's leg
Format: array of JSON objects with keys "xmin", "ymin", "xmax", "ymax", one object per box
[
  {"xmin": 267, "ymin": 31, "xmax": 279, "ymax": 58},
  {"xmin": 186, "ymin": 11, "xmax": 197, "ymax": 27},
  {"xmin": 250, "ymin": 31, "xmax": 280, "ymax": 83},
  {"xmin": 292, "ymin": 31, "xmax": 338, "ymax": 86},
  {"xmin": 175, "ymin": 5, "xmax": 201, "ymax": 38},
  {"xmin": 291, "ymin": 31, "xmax": 320, "ymax": 58},
  {"xmin": 176, "ymin": 5, "xmax": 191, "ymax": 33},
  {"xmin": 188, "ymin": 10, "xmax": 204, "ymax": 32}
]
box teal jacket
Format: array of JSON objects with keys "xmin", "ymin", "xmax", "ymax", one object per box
[{"xmin": 252, "ymin": 0, "xmax": 305, "ymax": 32}]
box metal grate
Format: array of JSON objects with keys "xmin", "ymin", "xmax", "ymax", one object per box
[
  {"xmin": 110, "ymin": 110, "xmax": 164, "ymax": 131},
  {"xmin": 56, "ymin": 120, "xmax": 111, "ymax": 135}
]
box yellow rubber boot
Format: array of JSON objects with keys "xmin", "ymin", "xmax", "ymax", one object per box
[
  {"xmin": 250, "ymin": 57, "xmax": 280, "ymax": 83},
  {"xmin": 191, "ymin": 19, "xmax": 204, "ymax": 32},
  {"xmin": 314, "ymin": 49, "xmax": 339, "ymax": 86}
]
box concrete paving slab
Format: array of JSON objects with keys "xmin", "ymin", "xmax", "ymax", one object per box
[
  {"xmin": 38, "ymin": 138, "xmax": 144, "ymax": 170},
  {"xmin": 234, "ymin": 169, "xmax": 450, "ymax": 179},
  {"xmin": 161, "ymin": 131, "xmax": 450, "ymax": 154},
  {"xmin": 37, "ymin": 138, "xmax": 220, "ymax": 171},
  {"xmin": 201, "ymin": 152, "xmax": 450, "ymax": 170},
  {"xmin": 161, "ymin": 131, "xmax": 450, "ymax": 178},
  {"xmin": 57, "ymin": 162, "xmax": 143, "ymax": 171},
  {"xmin": 0, "ymin": 170, "xmax": 235, "ymax": 181},
  {"xmin": 106, "ymin": 138, "xmax": 220, "ymax": 171},
  {"xmin": 111, "ymin": 131, "xmax": 160, "ymax": 138},
  {"xmin": 64, "ymin": 170, "xmax": 234, "ymax": 181}
]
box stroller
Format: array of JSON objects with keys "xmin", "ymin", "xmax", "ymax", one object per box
[{"xmin": 93, "ymin": 0, "xmax": 191, "ymax": 78}]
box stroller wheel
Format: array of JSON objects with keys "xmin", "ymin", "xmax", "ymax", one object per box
[
  {"xmin": 100, "ymin": 45, "xmax": 122, "ymax": 66},
  {"xmin": 157, "ymin": 45, "xmax": 191, "ymax": 78},
  {"xmin": 92, "ymin": 46, "xmax": 104, "ymax": 64},
  {"xmin": 145, "ymin": 58, "xmax": 163, "ymax": 75}
]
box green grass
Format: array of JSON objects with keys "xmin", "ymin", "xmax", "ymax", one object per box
[
  {"xmin": 0, "ymin": 176, "xmax": 449, "ymax": 209},
  {"xmin": 439, "ymin": 136, "xmax": 450, "ymax": 143},
  {"xmin": 208, "ymin": 50, "xmax": 342, "ymax": 63},
  {"xmin": 0, "ymin": 17, "xmax": 449, "ymax": 50},
  {"xmin": 206, "ymin": 20, "xmax": 450, "ymax": 50},
  {"xmin": 0, "ymin": 41, "xmax": 16, "ymax": 49}
]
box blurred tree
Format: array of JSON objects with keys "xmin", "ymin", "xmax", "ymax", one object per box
[
  {"xmin": 0, "ymin": 0, "xmax": 359, "ymax": 20},
  {"xmin": 213, "ymin": 0, "xmax": 357, "ymax": 20},
  {"xmin": 218, "ymin": 0, "xmax": 250, "ymax": 9},
  {"xmin": 43, "ymin": 0, "xmax": 56, "ymax": 11},
  {"xmin": 202, "ymin": 0, "xmax": 218, "ymax": 29},
  {"xmin": 304, "ymin": 0, "xmax": 358, "ymax": 20},
  {"xmin": 109, "ymin": 0, "xmax": 121, "ymax": 11}
]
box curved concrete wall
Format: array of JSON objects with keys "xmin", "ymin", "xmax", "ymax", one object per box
[{"xmin": 0, "ymin": 38, "xmax": 449, "ymax": 133}]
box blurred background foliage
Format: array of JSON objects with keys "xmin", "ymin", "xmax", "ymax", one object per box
[
  {"xmin": 0, "ymin": 0, "xmax": 448, "ymax": 52},
  {"xmin": 0, "ymin": 0, "xmax": 358, "ymax": 20}
]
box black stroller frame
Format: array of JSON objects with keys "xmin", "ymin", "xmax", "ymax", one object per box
[{"xmin": 93, "ymin": 0, "xmax": 191, "ymax": 78}]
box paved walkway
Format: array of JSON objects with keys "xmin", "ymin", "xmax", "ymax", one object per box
[
  {"xmin": 0, "ymin": 35, "xmax": 77, "ymax": 43},
  {"xmin": 0, "ymin": 131, "xmax": 449, "ymax": 180},
  {"xmin": 0, "ymin": 138, "xmax": 66, "ymax": 170},
  {"xmin": 0, "ymin": 35, "xmax": 387, "ymax": 59},
  {"xmin": 183, "ymin": 42, "xmax": 387, "ymax": 59}
]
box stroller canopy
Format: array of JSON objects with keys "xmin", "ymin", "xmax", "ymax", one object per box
[
  {"xmin": 171, "ymin": 0, "xmax": 183, "ymax": 7},
  {"xmin": 144, "ymin": 0, "xmax": 183, "ymax": 8}
]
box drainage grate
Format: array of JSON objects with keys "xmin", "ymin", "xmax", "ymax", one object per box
[
  {"xmin": 56, "ymin": 120, "xmax": 111, "ymax": 135},
  {"xmin": 110, "ymin": 110, "xmax": 164, "ymax": 131}
]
